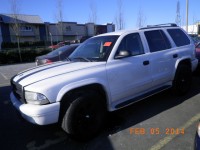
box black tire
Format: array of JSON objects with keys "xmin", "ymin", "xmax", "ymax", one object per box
[
  {"xmin": 61, "ymin": 90, "xmax": 106, "ymax": 140},
  {"xmin": 172, "ymin": 65, "xmax": 192, "ymax": 95}
]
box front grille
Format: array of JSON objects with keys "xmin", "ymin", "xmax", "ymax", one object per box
[{"xmin": 11, "ymin": 81, "xmax": 25, "ymax": 104}]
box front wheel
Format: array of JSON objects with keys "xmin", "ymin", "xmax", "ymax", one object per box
[
  {"xmin": 172, "ymin": 65, "xmax": 192, "ymax": 95},
  {"xmin": 61, "ymin": 90, "xmax": 106, "ymax": 140}
]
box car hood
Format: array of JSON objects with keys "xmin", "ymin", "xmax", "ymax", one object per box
[{"xmin": 12, "ymin": 61, "xmax": 106, "ymax": 86}]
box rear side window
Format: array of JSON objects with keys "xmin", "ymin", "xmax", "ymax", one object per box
[
  {"xmin": 145, "ymin": 30, "xmax": 171, "ymax": 52},
  {"xmin": 167, "ymin": 29, "xmax": 190, "ymax": 47}
]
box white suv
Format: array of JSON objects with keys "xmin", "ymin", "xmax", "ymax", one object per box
[{"xmin": 10, "ymin": 24, "xmax": 198, "ymax": 140}]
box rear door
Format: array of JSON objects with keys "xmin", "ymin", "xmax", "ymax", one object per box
[{"xmin": 144, "ymin": 29, "xmax": 177, "ymax": 87}]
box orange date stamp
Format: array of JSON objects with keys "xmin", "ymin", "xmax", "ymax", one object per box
[{"xmin": 129, "ymin": 128, "xmax": 185, "ymax": 135}]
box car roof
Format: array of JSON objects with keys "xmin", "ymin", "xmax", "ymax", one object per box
[
  {"xmin": 96, "ymin": 29, "xmax": 138, "ymax": 37},
  {"xmin": 95, "ymin": 27, "xmax": 181, "ymax": 37},
  {"xmin": 95, "ymin": 23, "xmax": 180, "ymax": 37}
]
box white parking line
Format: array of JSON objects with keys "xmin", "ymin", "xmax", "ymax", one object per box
[
  {"xmin": 149, "ymin": 113, "xmax": 200, "ymax": 150},
  {"xmin": 0, "ymin": 72, "xmax": 8, "ymax": 80}
]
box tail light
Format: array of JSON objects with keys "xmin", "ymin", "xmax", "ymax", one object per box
[{"xmin": 44, "ymin": 59, "xmax": 52, "ymax": 64}]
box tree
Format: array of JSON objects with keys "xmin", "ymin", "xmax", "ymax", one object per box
[
  {"xmin": 175, "ymin": 0, "xmax": 181, "ymax": 26},
  {"xmin": 88, "ymin": 0, "xmax": 98, "ymax": 35},
  {"xmin": 10, "ymin": 0, "xmax": 22, "ymax": 62},
  {"xmin": 115, "ymin": 0, "xmax": 125, "ymax": 30},
  {"xmin": 55, "ymin": 0, "xmax": 64, "ymax": 41},
  {"xmin": 136, "ymin": 7, "xmax": 146, "ymax": 28},
  {"xmin": 89, "ymin": 0, "xmax": 98, "ymax": 23},
  {"xmin": 181, "ymin": 11, "xmax": 185, "ymax": 27}
]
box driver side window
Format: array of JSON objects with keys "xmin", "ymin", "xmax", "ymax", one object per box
[{"xmin": 116, "ymin": 33, "xmax": 144, "ymax": 56}]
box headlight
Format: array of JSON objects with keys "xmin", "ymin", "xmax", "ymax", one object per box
[{"xmin": 25, "ymin": 91, "xmax": 50, "ymax": 105}]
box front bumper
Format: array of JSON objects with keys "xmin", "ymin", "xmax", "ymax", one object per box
[{"xmin": 10, "ymin": 92, "xmax": 60, "ymax": 125}]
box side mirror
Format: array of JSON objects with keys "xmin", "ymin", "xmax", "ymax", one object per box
[{"xmin": 115, "ymin": 50, "xmax": 131, "ymax": 59}]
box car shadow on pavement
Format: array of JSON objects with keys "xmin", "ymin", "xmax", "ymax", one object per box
[
  {"xmin": 86, "ymin": 75, "xmax": 200, "ymax": 149},
  {"xmin": 1, "ymin": 76, "xmax": 200, "ymax": 150}
]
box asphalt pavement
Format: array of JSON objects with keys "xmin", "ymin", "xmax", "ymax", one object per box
[{"xmin": 0, "ymin": 63, "xmax": 200, "ymax": 150}]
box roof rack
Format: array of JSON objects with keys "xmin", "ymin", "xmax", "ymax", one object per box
[{"xmin": 140, "ymin": 23, "xmax": 178, "ymax": 30}]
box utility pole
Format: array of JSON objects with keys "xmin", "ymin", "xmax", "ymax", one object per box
[{"xmin": 186, "ymin": 0, "xmax": 189, "ymax": 32}]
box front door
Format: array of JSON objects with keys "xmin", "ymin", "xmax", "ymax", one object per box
[{"xmin": 106, "ymin": 33, "xmax": 153, "ymax": 104}]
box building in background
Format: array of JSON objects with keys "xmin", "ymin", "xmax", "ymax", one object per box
[
  {"xmin": 45, "ymin": 22, "xmax": 115, "ymax": 43},
  {"xmin": 0, "ymin": 14, "xmax": 45, "ymax": 44},
  {"xmin": 45, "ymin": 22, "xmax": 87, "ymax": 42},
  {"xmin": 182, "ymin": 22, "xmax": 200, "ymax": 36},
  {"xmin": 0, "ymin": 14, "xmax": 115, "ymax": 49}
]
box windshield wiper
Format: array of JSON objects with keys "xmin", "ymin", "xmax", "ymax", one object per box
[{"xmin": 73, "ymin": 57, "xmax": 91, "ymax": 62}]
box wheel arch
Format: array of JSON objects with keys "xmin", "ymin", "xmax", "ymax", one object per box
[
  {"xmin": 172, "ymin": 59, "xmax": 192, "ymax": 95},
  {"xmin": 57, "ymin": 81, "xmax": 111, "ymax": 111},
  {"xmin": 174, "ymin": 58, "xmax": 192, "ymax": 77},
  {"xmin": 175, "ymin": 58, "xmax": 192, "ymax": 69}
]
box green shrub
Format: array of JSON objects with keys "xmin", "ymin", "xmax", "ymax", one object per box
[
  {"xmin": 0, "ymin": 48, "xmax": 51, "ymax": 65},
  {"xmin": 1, "ymin": 41, "xmax": 51, "ymax": 49},
  {"xmin": 0, "ymin": 52, "xmax": 7, "ymax": 64}
]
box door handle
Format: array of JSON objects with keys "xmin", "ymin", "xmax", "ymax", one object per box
[
  {"xmin": 143, "ymin": 60, "xmax": 150, "ymax": 66},
  {"xmin": 173, "ymin": 54, "xmax": 178, "ymax": 58}
]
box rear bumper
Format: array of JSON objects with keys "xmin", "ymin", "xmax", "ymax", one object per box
[{"xmin": 10, "ymin": 92, "xmax": 60, "ymax": 125}]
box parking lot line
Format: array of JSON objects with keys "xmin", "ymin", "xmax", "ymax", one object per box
[
  {"xmin": 0, "ymin": 72, "xmax": 8, "ymax": 80},
  {"xmin": 149, "ymin": 113, "xmax": 200, "ymax": 150}
]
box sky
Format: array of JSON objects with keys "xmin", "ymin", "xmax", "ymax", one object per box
[{"xmin": 0, "ymin": 0, "xmax": 199, "ymax": 29}]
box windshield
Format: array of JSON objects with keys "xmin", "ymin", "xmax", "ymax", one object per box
[
  {"xmin": 69, "ymin": 35, "xmax": 119, "ymax": 61},
  {"xmin": 47, "ymin": 45, "xmax": 69, "ymax": 56}
]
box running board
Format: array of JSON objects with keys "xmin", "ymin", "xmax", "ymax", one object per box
[{"xmin": 115, "ymin": 85, "xmax": 171, "ymax": 109}]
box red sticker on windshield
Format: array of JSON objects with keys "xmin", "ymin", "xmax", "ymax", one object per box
[{"xmin": 104, "ymin": 42, "xmax": 112, "ymax": 46}]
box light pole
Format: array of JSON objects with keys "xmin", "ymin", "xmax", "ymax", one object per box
[{"xmin": 186, "ymin": 0, "xmax": 189, "ymax": 32}]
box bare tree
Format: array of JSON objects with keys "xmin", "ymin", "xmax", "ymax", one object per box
[
  {"xmin": 115, "ymin": 0, "xmax": 125, "ymax": 30},
  {"xmin": 181, "ymin": 11, "xmax": 185, "ymax": 27},
  {"xmin": 136, "ymin": 8, "xmax": 146, "ymax": 28},
  {"xmin": 10, "ymin": 0, "xmax": 22, "ymax": 62},
  {"xmin": 88, "ymin": 0, "xmax": 98, "ymax": 35},
  {"xmin": 175, "ymin": 0, "xmax": 181, "ymax": 26},
  {"xmin": 55, "ymin": 0, "xmax": 64, "ymax": 41},
  {"xmin": 89, "ymin": 0, "xmax": 97, "ymax": 23}
]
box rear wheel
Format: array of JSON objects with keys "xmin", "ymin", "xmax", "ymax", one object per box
[
  {"xmin": 61, "ymin": 90, "xmax": 106, "ymax": 140},
  {"xmin": 172, "ymin": 65, "xmax": 192, "ymax": 95}
]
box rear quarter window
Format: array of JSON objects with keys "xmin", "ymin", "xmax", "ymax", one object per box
[{"xmin": 167, "ymin": 29, "xmax": 190, "ymax": 47}]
